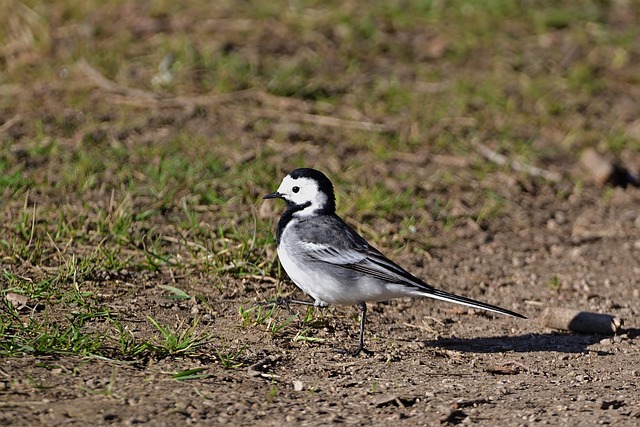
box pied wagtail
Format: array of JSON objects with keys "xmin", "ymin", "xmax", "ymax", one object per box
[{"xmin": 263, "ymin": 168, "xmax": 525, "ymax": 355}]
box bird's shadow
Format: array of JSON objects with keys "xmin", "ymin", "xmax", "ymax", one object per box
[{"xmin": 422, "ymin": 328, "xmax": 639, "ymax": 354}]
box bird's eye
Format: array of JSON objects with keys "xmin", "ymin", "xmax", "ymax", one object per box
[{"xmin": 292, "ymin": 186, "xmax": 300, "ymax": 193}]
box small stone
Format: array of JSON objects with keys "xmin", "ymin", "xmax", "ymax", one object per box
[
  {"xmin": 554, "ymin": 211, "xmax": 567, "ymax": 224},
  {"xmin": 104, "ymin": 413, "xmax": 120, "ymax": 422},
  {"xmin": 293, "ymin": 380, "xmax": 304, "ymax": 391},
  {"xmin": 580, "ymin": 148, "xmax": 613, "ymax": 186},
  {"xmin": 5, "ymin": 293, "xmax": 28, "ymax": 308},
  {"xmin": 597, "ymin": 399, "xmax": 624, "ymax": 410}
]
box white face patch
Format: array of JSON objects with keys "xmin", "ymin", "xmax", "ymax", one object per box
[{"xmin": 277, "ymin": 175, "xmax": 328, "ymax": 216}]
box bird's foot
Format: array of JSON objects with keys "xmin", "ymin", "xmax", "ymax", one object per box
[
  {"xmin": 335, "ymin": 345, "xmax": 373, "ymax": 357},
  {"xmin": 258, "ymin": 297, "xmax": 289, "ymax": 307},
  {"xmin": 258, "ymin": 297, "xmax": 293, "ymax": 313},
  {"xmin": 258, "ymin": 297, "xmax": 316, "ymax": 314}
]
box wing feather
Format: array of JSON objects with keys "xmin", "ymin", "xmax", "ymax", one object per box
[
  {"xmin": 292, "ymin": 215, "xmax": 525, "ymax": 319},
  {"xmin": 299, "ymin": 238, "xmax": 429, "ymax": 289}
]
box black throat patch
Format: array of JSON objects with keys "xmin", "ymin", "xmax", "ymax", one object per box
[{"xmin": 275, "ymin": 201, "xmax": 312, "ymax": 245}]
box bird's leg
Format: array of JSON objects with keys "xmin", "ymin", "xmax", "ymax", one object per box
[
  {"xmin": 337, "ymin": 301, "xmax": 372, "ymax": 356},
  {"xmin": 352, "ymin": 301, "xmax": 372, "ymax": 356},
  {"xmin": 259, "ymin": 296, "xmax": 316, "ymax": 313}
]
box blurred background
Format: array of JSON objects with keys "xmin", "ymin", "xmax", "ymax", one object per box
[{"xmin": 1, "ymin": 1, "xmax": 639, "ymax": 423}]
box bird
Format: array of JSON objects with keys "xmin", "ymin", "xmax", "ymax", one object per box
[{"xmin": 263, "ymin": 168, "xmax": 526, "ymax": 355}]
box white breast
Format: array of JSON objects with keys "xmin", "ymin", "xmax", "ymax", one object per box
[
  {"xmin": 277, "ymin": 220, "xmax": 413, "ymax": 306},
  {"xmin": 277, "ymin": 223, "xmax": 330, "ymax": 305}
]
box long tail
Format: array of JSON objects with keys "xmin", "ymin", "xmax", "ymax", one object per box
[
  {"xmin": 419, "ymin": 287, "xmax": 526, "ymax": 318},
  {"xmin": 348, "ymin": 245, "xmax": 526, "ymax": 319}
]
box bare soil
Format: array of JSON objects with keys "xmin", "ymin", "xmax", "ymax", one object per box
[
  {"xmin": 3, "ymin": 167, "xmax": 639, "ymax": 426},
  {"xmin": 2, "ymin": 1, "xmax": 640, "ymax": 426}
]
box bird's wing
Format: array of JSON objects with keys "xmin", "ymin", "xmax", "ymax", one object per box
[
  {"xmin": 296, "ymin": 219, "xmax": 526, "ymax": 319},
  {"xmin": 299, "ymin": 241, "xmax": 369, "ymax": 265},
  {"xmin": 347, "ymin": 246, "xmax": 429, "ymax": 286},
  {"xmin": 294, "ymin": 214, "xmax": 424, "ymax": 285},
  {"xmin": 299, "ymin": 239, "xmax": 424, "ymax": 287}
]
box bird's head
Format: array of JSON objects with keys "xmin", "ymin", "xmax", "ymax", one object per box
[{"xmin": 263, "ymin": 168, "xmax": 336, "ymax": 216}]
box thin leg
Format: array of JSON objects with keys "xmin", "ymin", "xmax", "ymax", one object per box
[
  {"xmin": 351, "ymin": 302, "xmax": 371, "ymax": 356},
  {"xmin": 288, "ymin": 298, "xmax": 317, "ymax": 306},
  {"xmin": 259, "ymin": 296, "xmax": 315, "ymax": 313}
]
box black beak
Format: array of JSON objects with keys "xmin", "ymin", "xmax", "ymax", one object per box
[{"xmin": 263, "ymin": 191, "xmax": 283, "ymax": 200}]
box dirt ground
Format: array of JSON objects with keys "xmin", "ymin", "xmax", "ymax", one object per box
[
  {"xmin": 3, "ymin": 168, "xmax": 640, "ymax": 426},
  {"xmin": 2, "ymin": 1, "xmax": 640, "ymax": 426}
]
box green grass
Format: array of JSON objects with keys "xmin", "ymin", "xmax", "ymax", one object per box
[
  {"xmin": 216, "ymin": 344, "xmax": 246, "ymax": 369},
  {"xmin": 145, "ymin": 316, "xmax": 212, "ymax": 356},
  {"xmin": 1, "ymin": 0, "xmax": 639, "ymax": 373},
  {"xmin": 294, "ymin": 328, "xmax": 325, "ymax": 344}
]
